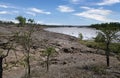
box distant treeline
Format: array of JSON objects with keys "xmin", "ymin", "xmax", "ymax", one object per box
[
  {"xmin": 0, "ymin": 20, "xmax": 89, "ymax": 27},
  {"xmin": 90, "ymin": 22, "xmax": 120, "ymax": 29},
  {"xmin": 0, "ymin": 20, "xmax": 43, "ymax": 26},
  {"xmin": 0, "ymin": 20, "xmax": 15, "ymax": 25}
]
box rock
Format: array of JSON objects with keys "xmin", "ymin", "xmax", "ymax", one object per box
[
  {"xmin": 0, "ymin": 39, "xmax": 8, "ymax": 46},
  {"xmin": 32, "ymin": 45, "xmax": 39, "ymax": 49},
  {"xmin": 50, "ymin": 58, "xmax": 59, "ymax": 64},
  {"xmin": 63, "ymin": 48, "xmax": 71, "ymax": 53},
  {"xmin": 55, "ymin": 48, "xmax": 60, "ymax": 52},
  {"xmin": 71, "ymin": 47, "xmax": 74, "ymax": 50},
  {"xmin": 51, "ymin": 61, "xmax": 58, "ymax": 64},
  {"xmin": 62, "ymin": 61, "xmax": 67, "ymax": 65}
]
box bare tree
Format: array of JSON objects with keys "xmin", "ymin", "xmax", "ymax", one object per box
[
  {"xmin": 0, "ymin": 36, "xmax": 14, "ymax": 78},
  {"xmin": 14, "ymin": 25, "xmax": 35, "ymax": 78}
]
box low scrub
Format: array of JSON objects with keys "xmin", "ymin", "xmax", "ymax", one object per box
[
  {"xmin": 80, "ymin": 40, "xmax": 120, "ymax": 54},
  {"xmin": 82, "ymin": 64, "xmax": 107, "ymax": 75}
]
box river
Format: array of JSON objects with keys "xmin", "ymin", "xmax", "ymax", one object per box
[{"xmin": 45, "ymin": 27, "xmax": 99, "ymax": 40}]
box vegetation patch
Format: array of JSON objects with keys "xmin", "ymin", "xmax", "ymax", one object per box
[
  {"xmin": 82, "ymin": 64, "xmax": 107, "ymax": 75},
  {"xmin": 80, "ymin": 40, "xmax": 120, "ymax": 54}
]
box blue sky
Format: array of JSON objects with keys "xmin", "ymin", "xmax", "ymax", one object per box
[{"xmin": 0, "ymin": 0, "xmax": 120, "ymax": 25}]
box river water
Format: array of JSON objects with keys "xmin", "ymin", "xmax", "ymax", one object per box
[{"xmin": 45, "ymin": 27, "xmax": 99, "ymax": 40}]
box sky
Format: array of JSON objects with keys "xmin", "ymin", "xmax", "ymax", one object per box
[{"xmin": 0, "ymin": 0, "xmax": 120, "ymax": 25}]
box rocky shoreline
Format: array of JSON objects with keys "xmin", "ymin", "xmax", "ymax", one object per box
[{"xmin": 0, "ymin": 25, "xmax": 119, "ymax": 78}]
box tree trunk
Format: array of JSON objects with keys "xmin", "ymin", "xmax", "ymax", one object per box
[
  {"xmin": 46, "ymin": 55, "xmax": 49, "ymax": 72},
  {"xmin": 26, "ymin": 51, "xmax": 30, "ymax": 78},
  {"xmin": 106, "ymin": 42, "xmax": 110, "ymax": 67},
  {"xmin": 0, "ymin": 57, "xmax": 3, "ymax": 78}
]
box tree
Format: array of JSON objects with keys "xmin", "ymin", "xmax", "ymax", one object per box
[
  {"xmin": 93, "ymin": 23, "xmax": 120, "ymax": 67},
  {"xmin": 15, "ymin": 16, "xmax": 26, "ymax": 27},
  {"xmin": 28, "ymin": 19, "xmax": 34, "ymax": 24},
  {"xmin": 0, "ymin": 36, "xmax": 14, "ymax": 78},
  {"xmin": 79, "ymin": 33, "xmax": 83, "ymax": 41},
  {"xmin": 95, "ymin": 32, "xmax": 105, "ymax": 42},
  {"xmin": 14, "ymin": 26, "xmax": 34, "ymax": 78},
  {"xmin": 44, "ymin": 47, "xmax": 55, "ymax": 72},
  {"xmin": 15, "ymin": 31, "xmax": 32, "ymax": 78}
]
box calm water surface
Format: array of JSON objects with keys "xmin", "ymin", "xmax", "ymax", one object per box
[{"xmin": 45, "ymin": 27, "xmax": 99, "ymax": 40}]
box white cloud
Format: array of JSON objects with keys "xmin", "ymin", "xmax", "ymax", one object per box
[
  {"xmin": 97, "ymin": 0, "xmax": 120, "ymax": 5},
  {"xmin": 12, "ymin": 11, "xmax": 19, "ymax": 14},
  {"xmin": 0, "ymin": 10, "xmax": 19, "ymax": 15},
  {"xmin": 29, "ymin": 8, "xmax": 51, "ymax": 15},
  {"xmin": 57, "ymin": 5, "xmax": 75, "ymax": 12},
  {"xmin": 0, "ymin": 4, "xmax": 16, "ymax": 8},
  {"xmin": 0, "ymin": 4, "xmax": 8, "ymax": 8},
  {"xmin": 74, "ymin": 7, "xmax": 118, "ymax": 22},
  {"xmin": 26, "ymin": 12, "xmax": 36, "ymax": 16},
  {"xmin": 69, "ymin": 0, "xmax": 80, "ymax": 4},
  {"xmin": 0, "ymin": 11, "xmax": 9, "ymax": 14},
  {"xmin": 81, "ymin": 6, "xmax": 92, "ymax": 10},
  {"xmin": 71, "ymin": 0, "xmax": 79, "ymax": 3}
]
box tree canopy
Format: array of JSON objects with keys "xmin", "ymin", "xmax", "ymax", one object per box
[{"xmin": 15, "ymin": 16, "xmax": 26, "ymax": 27}]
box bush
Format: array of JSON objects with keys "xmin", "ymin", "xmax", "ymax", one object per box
[
  {"xmin": 78, "ymin": 33, "xmax": 83, "ymax": 40},
  {"xmin": 94, "ymin": 32, "xmax": 105, "ymax": 42}
]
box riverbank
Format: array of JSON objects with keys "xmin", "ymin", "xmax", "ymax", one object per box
[{"xmin": 0, "ymin": 25, "xmax": 119, "ymax": 78}]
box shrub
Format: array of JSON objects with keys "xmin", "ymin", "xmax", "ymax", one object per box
[
  {"xmin": 94, "ymin": 32, "xmax": 105, "ymax": 42},
  {"xmin": 78, "ymin": 33, "xmax": 83, "ymax": 40},
  {"xmin": 83, "ymin": 64, "xmax": 107, "ymax": 75}
]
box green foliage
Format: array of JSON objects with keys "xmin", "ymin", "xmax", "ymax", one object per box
[
  {"xmin": 13, "ymin": 31, "xmax": 33, "ymax": 51},
  {"xmin": 80, "ymin": 40, "xmax": 120, "ymax": 54},
  {"xmin": 83, "ymin": 64, "xmax": 107, "ymax": 75},
  {"xmin": 28, "ymin": 19, "xmax": 34, "ymax": 24},
  {"xmin": 91, "ymin": 22, "xmax": 120, "ymax": 30},
  {"xmin": 95, "ymin": 32, "xmax": 105, "ymax": 42},
  {"xmin": 78, "ymin": 33, "xmax": 83, "ymax": 40},
  {"xmin": 15, "ymin": 16, "xmax": 26, "ymax": 27},
  {"xmin": 0, "ymin": 20, "xmax": 14, "ymax": 25},
  {"xmin": 44, "ymin": 47, "xmax": 55, "ymax": 56},
  {"xmin": 44, "ymin": 47, "xmax": 55, "ymax": 72},
  {"xmin": 13, "ymin": 26, "xmax": 34, "ymax": 78},
  {"xmin": 80, "ymin": 40, "xmax": 105, "ymax": 49},
  {"xmin": 91, "ymin": 22, "xmax": 120, "ymax": 67}
]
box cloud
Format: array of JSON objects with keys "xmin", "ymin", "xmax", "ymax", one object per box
[
  {"xmin": 57, "ymin": 5, "xmax": 75, "ymax": 12},
  {"xmin": 97, "ymin": 0, "xmax": 120, "ymax": 5},
  {"xmin": 0, "ymin": 11, "xmax": 9, "ymax": 14},
  {"xmin": 70, "ymin": 0, "xmax": 79, "ymax": 3},
  {"xmin": 0, "ymin": 10, "xmax": 19, "ymax": 15},
  {"xmin": 26, "ymin": 11, "xmax": 36, "ymax": 16},
  {"xmin": 12, "ymin": 11, "xmax": 19, "ymax": 14},
  {"xmin": 28, "ymin": 8, "xmax": 51, "ymax": 15},
  {"xmin": 69, "ymin": 0, "xmax": 80, "ymax": 4},
  {"xmin": 81, "ymin": 6, "xmax": 92, "ymax": 10},
  {"xmin": 0, "ymin": 4, "xmax": 16, "ymax": 8},
  {"xmin": 74, "ymin": 7, "xmax": 118, "ymax": 22},
  {"xmin": 0, "ymin": 4, "xmax": 9, "ymax": 8}
]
